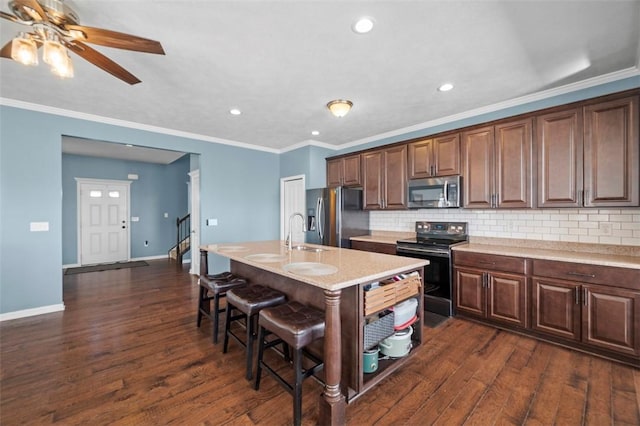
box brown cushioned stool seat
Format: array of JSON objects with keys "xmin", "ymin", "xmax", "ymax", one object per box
[
  {"xmin": 197, "ymin": 272, "xmax": 248, "ymax": 344},
  {"xmin": 223, "ymin": 285, "xmax": 286, "ymax": 380},
  {"xmin": 254, "ymin": 301, "xmax": 325, "ymax": 426}
]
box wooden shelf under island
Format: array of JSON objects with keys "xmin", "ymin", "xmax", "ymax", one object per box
[{"xmin": 201, "ymin": 240, "xmax": 428, "ymax": 425}]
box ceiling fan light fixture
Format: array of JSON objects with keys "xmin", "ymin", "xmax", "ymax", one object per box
[
  {"xmin": 50, "ymin": 53, "xmax": 74, "ymax": 78},
  {"xmin": 327, "ymin": 99, "xmax": 353, "ymax": 118},
  {"xmin": 10, "ymin": 33, "xmax": 38, "ymax": 66},
  {"xmin": 43, "ymin": 34, "xmax": 68, "ymax": 68}
]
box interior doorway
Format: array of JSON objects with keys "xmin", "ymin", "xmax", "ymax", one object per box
[
  {"xmin": 76, "ymin": 178, "xmax": 131, "ymax": 265},
  {"xmin": 189, "ymin": 169, "xmax": 200, "ymax": 275},
  {"xmin": 280, "ymin": 175, "xmax": 306, "ymax": 242}
]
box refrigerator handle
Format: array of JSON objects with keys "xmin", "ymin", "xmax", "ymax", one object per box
[{"xmin": 317, "ymin": 197, "xmax": 324, "ymax": 241}]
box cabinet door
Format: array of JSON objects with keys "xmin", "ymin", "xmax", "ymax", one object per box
[
  {"xmin": 462, "ymin": 126, "xmax": 494, "ymax": 208},
  {"xmin": 536, "ymin": 108, "xmax": 583, "ymax": 207},
  {"xmin": 362, "ymin": 151, "xmax": 383, "ymax": 210},
  {"xmin": 433, "ymin": 133, "xmax": 460, "ymax": 176},
  {"xmin": 383, "ymin": 145, "xmax": 408, "ymax": 209},
  {"xmin": 582, "ymin": 284, "xmax": 640, "ymax": 356},
  {"xmin": 487, "ymin": 272, "xmax": 528, "ymax": 328},
  {"xmin": 408, "ymin": 138, "xmax": 434, "ymax": 179},
  {"xmin": 532, "ymin": 277, "xmax": 581, "ymax": 341},
  {"xmin": 342, "ymin": 154, "xmax": 362, "ymax": 187},
  {"xmin": 583, "ymin": 96, "xmax": 639, "ymax": 207},
  {"xmin": 495, "ymin": 118, "xmax": 533, "ymax": 208},
  {"xmin": 327, "ymin": 158, "xmax": 343, "ymax": 188},
  {"xmin": 454, "ymin": 267, "xmax": 485, "ymax": 318}
]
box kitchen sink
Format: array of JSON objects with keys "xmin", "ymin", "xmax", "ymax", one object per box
[
  {"xmin": 289, "ymin": 245, "xmax": 326, "ymax": 253},
  {"xmin": 282, "ymin": 262, "xmax": 338, "ymax": 276}
]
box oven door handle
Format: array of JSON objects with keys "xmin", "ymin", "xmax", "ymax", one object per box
[{"xmin": 396, "ymin": 248, "xmax": 451, "ymax": 258}]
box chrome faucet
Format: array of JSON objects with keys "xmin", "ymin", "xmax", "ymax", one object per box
[{"xmin": 286, "ymin": 212, "xmax": 306, "ymax": 250}]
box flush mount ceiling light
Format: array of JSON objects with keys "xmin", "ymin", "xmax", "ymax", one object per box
[
  {"xmin": 0, "ymin": 0, "xmax": 164, "ymax": 84},
  {"xmin": 327, "ymin": 99, "xmax": 353, "ymax": 118},
  {"xmin": 438, "ymin": 83, "xmax": 454, "ymax": 92},
  {"xmin": 311, "ymin": 130, "xmax": 320, "ymax": 136},
  {"xmin": 229, "ymin": 108, "xmax": 242, "ymax": 115},
  {"xmin": 352, "ymin": 17, "xmax": 374, "ymax": 34}
]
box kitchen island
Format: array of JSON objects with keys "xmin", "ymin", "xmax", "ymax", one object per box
[{"xmin": 201, "ymin": 240, "xmax": 428, "ymax": 425}]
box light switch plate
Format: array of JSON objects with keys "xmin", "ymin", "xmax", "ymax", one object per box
[
  {"xmin": 207, "ymin": 218, "xmax": 218, "ymax": 226},
  {"xmin": 131, "ymin": 217, "xmax": 140, "ymax": 222},
  {"xmin": 30, "ymin": 222, "xmax": 49, "ymax": 232}
]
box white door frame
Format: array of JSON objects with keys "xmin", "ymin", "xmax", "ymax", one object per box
[
  {"xmin": 75, "ymin": 177, "xmax": 132, "ymax": 265},
  {"xmin": 188, "ymin": 169, "xmax": 200, "ymax": 275},
  {"xmin": 280, "ymin": 174, "xmax": 306, "ymax": 240}
]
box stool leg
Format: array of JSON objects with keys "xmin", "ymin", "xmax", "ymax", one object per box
[
  {"xmin": 212, "ymin": 292, "xmax": 221, "ymax": 344},
  {"xmin": 197, "ymin": 287, "xmax": 207, "ymax": 327},
  {"xmin": 254, "ymin": 326, "xmax": 266, "ymax": 390},
  {"xmin": 223, "ymin": 303, "xmax": 233, "ymax": 353},
  {"xmin": 293, "ymin": 348, "xmax": 303, "ymax": 426},
  {"xmin": 245, "ymin": 314, "xmax": 255, "ymax": 381}
]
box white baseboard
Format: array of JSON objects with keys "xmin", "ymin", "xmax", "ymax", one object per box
[{"xmin": 0, "ymin": 303, "xmax": 65, "ymax": 322}]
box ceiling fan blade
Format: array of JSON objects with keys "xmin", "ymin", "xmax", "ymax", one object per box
[
  {"xmin": 66, "ymin": 40, "xmax": 141, "ymax": 85},
  {"xmin": 12, "ymin": 0, "xmax": 48, "ymax": 23},
  {"xmin": 0, "ymin": 40, "xmax": 13, "ymax": 59},
  {"xmin": 65, "ymin": 25, "xmax": 165, "ymax": 55},
  {"xmin": 1, "ymin": 10, "xmax": 24, "ymax": 24}
]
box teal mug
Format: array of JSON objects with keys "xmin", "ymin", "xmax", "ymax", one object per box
[{"xmin": 363, "ymin": 348, "xmax": 379, "ymax": 373}]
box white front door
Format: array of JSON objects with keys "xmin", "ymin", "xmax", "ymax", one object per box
[
  {"xmin": 280, "ymin": 175, "xmax": 306, "ymax": 242},
  {"xmin": 189, "ymin": 169, "xmax": 200, "ymax": 275},
  {"xmin": 77, "ymin": 179, "xmax": 131, "ymax": 265}
]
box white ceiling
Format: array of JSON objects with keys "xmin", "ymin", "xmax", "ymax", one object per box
[{"xmin": 1, "ymin": 0, "xmax": 639, "ymax": 158}]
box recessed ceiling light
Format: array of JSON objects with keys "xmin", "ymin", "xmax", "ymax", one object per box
[
  {"xmin": 353, "ymin": 17, "xmax": 374, "ymax": 34},
  {"xmin": 229, "ymin": 108, "xmax": 241, "ymax": 115},
  {"xmin": 311, "ymin": 130, "xmax": 320, "ymax": 136},
  {"xmin": 438, "ymin": 83, "xmax": 454, "ymax": 92}
]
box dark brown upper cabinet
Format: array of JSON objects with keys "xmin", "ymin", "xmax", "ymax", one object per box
[
  {"xmin": 537, "ymin": 96, "xmax": 639, "ymax": 207},
  {"xmin": 408, "ymin": 133, "xmax": 460, "ymax": 179},
  {"xmin": 362, "ymin": 145, "xmax": 407, "ymax": 210},
  {"xmin": 326, "ymin": 154, "xmax": 362, "ymax": 188},
  {"xmin": 461, "ymin": 118, "xmax": 534, "ymax": 209}
]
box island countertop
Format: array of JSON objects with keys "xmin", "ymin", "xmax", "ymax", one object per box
[{"xmin": 201, "ymin": 240, "xmax": 428, "ymax": 290}]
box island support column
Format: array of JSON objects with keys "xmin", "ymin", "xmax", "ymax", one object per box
[{"xmin": 318, "ymin": 289, "xmax": 346, "ymax": 425}]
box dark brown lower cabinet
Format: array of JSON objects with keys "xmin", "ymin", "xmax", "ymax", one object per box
[
  {"xmin": 454, "ymin": 253, "xmax": 640, "ymax": 366},
  {"xmin": 533, "ymin": 276, "xmax": 640, "ymax": 357}
]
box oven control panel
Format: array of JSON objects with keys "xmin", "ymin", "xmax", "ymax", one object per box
[{"xmin": 416, "ymin": 221, "xmax": 467, "ymax": 236}]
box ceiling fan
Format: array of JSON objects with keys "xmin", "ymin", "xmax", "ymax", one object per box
[{"xmin": 0, "ymin": 0, "xmax": 164, "ymax": 84}]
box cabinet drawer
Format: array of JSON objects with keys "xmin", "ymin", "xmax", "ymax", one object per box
[
  {"xmin": 351, "ymin": 240, "xmax": 397, "ymax": 255},
  {"xmin": 454, "ymin": 251, "xmax": 526, "ymax": 274},
  {"xmin": 532, "ymin": 259, "xmax": 640, "ymax": 290}
]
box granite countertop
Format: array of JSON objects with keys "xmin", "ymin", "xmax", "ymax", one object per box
[
  {"xmin": 351, "ymin": 231, "xmax": 415, "ymax": 245},
  {"xmin": 453, "ymin": 237, "xmax": 640, "ymax": 270},
  {"xmin": 201, "ymin": 240, "xmax": 427, "ymax": 291}
]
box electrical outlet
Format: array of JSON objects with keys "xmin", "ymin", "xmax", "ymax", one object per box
[{"xmin": 600, "ymin": 222, "xmax": 613, "ymax": 235}]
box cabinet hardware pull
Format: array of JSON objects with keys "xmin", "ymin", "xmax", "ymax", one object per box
[
  {"xmin": 579, "ymin": 190, "xmax": 584, "ymax": 206},
  {"xmin": 585, "ymin": 190, "xmax": 590, "ymax": 206},
  {"xmin": 567, "ymin": 271, "xmax": 596, "ymax": 278},
  {"xmin": 430, "ymin": 165, "xmax": 434, "ymax": 176},
  {"xmin": 574, "ymin": 287, "xmax": 580, "ymax": 305},
  {"xmin": 478, "ymin": 261, "xmax": 496, "ymax": 265},
  {"xmin": 583, "ymin": 288, "xmax": 588, "ymax": 306}
]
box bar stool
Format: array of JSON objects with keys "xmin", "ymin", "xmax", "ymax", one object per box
[
  {"xmin": 254, "ymin": 301, "xmax": 325, "ymax": 426},
  {"xmin": 197, "ymin": 272, "xmax": 248, "ymax": 344},
  {"xmin": 223, "ymin": 285, "xmax": 287, "ymax": 380}
]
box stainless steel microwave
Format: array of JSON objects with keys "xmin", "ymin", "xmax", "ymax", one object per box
[{"xmin": 407, "ymin": 176, "xmax": 462, "ymax": 209}]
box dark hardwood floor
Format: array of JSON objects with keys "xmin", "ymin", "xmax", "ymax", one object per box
[{"xmin": 1, "ymin": 259, "xmax": 638, "ymax": 425}]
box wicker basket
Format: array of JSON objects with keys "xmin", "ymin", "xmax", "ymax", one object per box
[
  {"xmin": 364, "ymin": 275, "xmax": 421, "ymax": 316},
  {"xmin": 364, "ymin": 312, "xmax": 395, "ymax": 350}
]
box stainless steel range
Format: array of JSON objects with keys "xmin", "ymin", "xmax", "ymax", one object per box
[{"xmin": 396, "ymin": 221, "xmax": 468, "ymax": 316}]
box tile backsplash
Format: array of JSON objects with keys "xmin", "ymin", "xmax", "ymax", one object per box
[{"xmin": 370, "ymin": 208, "xmax": 640, "ymax": 246}]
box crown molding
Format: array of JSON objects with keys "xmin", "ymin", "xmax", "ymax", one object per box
[
  {"xmin": 0, "ymin": 98, "xmax": 281, "ymax": 154},
  {"xmin": 337, "ymin": 66, "xmax": 640, "ymax": 151},
  {"xmin": 2, "ymin": 67, "xmax": 638, "ymax": 155}
]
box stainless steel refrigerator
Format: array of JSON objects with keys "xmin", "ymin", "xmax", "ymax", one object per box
[{"xmin": 305, "ymin": 187, "xmax": 369, "ymax": 248}]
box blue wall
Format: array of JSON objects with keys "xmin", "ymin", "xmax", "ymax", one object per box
[
  {"xmin": 1, "ymin": 76, "xmax": 638, "ymax": 316},
  {"xmin": 1, "ymin": 107, "xmax": 280, "ymax": 314},
  {"xmin": 61, "ymin": 154, "xmax": 190, "ymax": 265}
]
